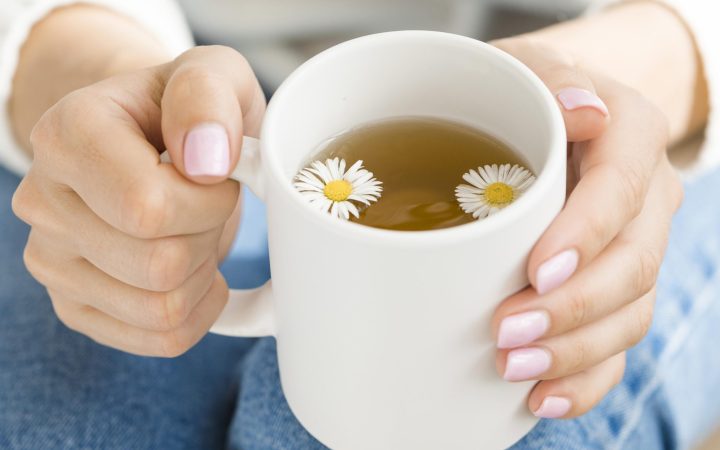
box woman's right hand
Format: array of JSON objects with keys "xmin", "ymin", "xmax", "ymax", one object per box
[{"xmin": 12, "ymin": 46, "xmax": 266, "ymax": 357}]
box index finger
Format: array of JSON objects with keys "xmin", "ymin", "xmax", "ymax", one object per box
[
  {"xmin": 528, "ymin": 75, "xmax": 668, "ymax": 293},
  {"xmin": 36, "ymin": 85, "xmax": 240, "ymax": 239}
]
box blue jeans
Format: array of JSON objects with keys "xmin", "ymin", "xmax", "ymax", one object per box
[{"xmin": 1, "ymin": 165, "xmax": 719, "ymax": 450}]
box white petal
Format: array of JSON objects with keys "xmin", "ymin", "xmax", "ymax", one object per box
[
  {"xmin": 461, "ymin": 202, "xmax": 484, "ymax": 213},
  {"xmin": 347, "ymin": 194, "xmax": 372, "ymax": 205},
  {"xmin": 345, "ymin": 201, "xmax": 360, "ymax": 218},
  {"xmin": 463, "ymin": 170, "xmax": 486, "ymax": 189},
  {"xmin": 345, "ymin": 160, "xmax": 365, "ymax": 180},
  {"xmin": 472, "ymin": 204, "xmax": 491, "ymax": 219},
  {"xmin": 311, "ymin": 160, "xmax": 333, "ymax": 183},
  {"xmin": 352, "ymin": 172, "xmax": 375, "ymax": 187},
  {"xmin": 337, "ymin": 201, "xmax": 350, "ymax": 220},
  {"xmin": 498, "ymin": 164, "xmax": 510, "ymax": 183},
  {"xmin": 293, "ymin": 182, "xmax": 324, "ymax": 192},
  {"xmin": 296, "ymin": 172, "xmax": 325, "ymax": 189},
  {"xmin": 514, "ymin": 175, "xmax": 535, "ymax": 193},
  {"xmin": 338, "ymin": 159, "xmax": 347, "ymax": 177},
  {"xmin": 326, "ymin": 158, "xmax": 338, "ymax": 179},
  {"xmin": 315, "ymin": 197, "xmax": 333, "ymax": 213},
  {"xmin": 330, "ymin": 201, "xmax": 339, "ymax": 218},
  {"xmin": 488, "ymin": 206, "xmax": 502, "ymax": 216},
  {"xmin": 456, "ymin": 184, "xmax": 484, "ymax": 195},
  {"xmin": 347, "ymin": 169, "xmax": 370, "ymax": 184}
]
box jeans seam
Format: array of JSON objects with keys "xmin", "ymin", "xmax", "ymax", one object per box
[{"xmin": 610, "ymin": 266, "xmax": 720, "ymax": 450}]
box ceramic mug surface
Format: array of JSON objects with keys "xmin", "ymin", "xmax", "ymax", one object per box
[{"xmin": 210, "ymin": 31, "xmax": 566, "ymax": 450}]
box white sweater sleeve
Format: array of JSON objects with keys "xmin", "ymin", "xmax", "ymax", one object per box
[{"xmin": 0, "ymin": 0, "xmax": 194, "ymax": 176}]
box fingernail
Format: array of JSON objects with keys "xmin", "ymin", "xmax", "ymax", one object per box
[
  {"xmin": 184, "ymin": 123, "xmax": 229, "ymax": 176},
  {"xmin": 504, "ymin": 348, "xmax": 551, "ymax": 381},
  {"xmin": 536, "ymin": 249, "xmax": 579, "ymax": 295},
  {"xmin": 534, "ymin": 396, "xmax": 572, "ymax": 419},
  {"xmin": 557, "ymin": 87, "xmax": 609, "ymax": 116},
  {"xmin": 497, "ymin": 311, "xmax": 550, "ymax": 349}
]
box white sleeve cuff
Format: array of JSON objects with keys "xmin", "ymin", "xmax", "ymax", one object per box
[{"xmin": 0, "ymin": 0, "xmax": 194, "ymax": 176}]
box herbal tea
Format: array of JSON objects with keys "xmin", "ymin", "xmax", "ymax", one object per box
[{"xmin": 295, "ymin": 117, "xmax": 533, "ymax": 231}]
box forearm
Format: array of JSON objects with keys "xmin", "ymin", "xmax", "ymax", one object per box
[
  {"xmin": 529, "ymin": 1, "xmax": 709, "ymax": 144},
  {"xmin": 10, "ymin": 4, "xmax": 172, "ymax": 153}
]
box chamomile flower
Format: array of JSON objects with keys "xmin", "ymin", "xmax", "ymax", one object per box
[
  {"xmin": 293, "ymin": 157, "xmax": 383, "ymax": 220},
  {"xmin": 455, "ymin": 163, "xmax": 535, "ymax": 219}
]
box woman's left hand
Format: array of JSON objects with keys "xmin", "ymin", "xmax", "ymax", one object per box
[{"xmin": 490, "ymin": 37, "xmax": 684, "ymax": 419}]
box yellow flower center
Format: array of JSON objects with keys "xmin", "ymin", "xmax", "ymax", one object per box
[
  {"xmin": 484, "ymin": 182, "xmax": 514, "ymax": 206},
  {"xmin": 323, "ymin": 179, "xmax": 353, "ymax": 202}
]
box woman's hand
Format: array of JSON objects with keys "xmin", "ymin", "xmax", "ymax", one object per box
[
  {"xmin": 11, "ymin": 45, "xmax": 266, "ymax": 357},
  {"xmin": 491, "ymin": 38, "xmax": 684, "ymax": 418}
]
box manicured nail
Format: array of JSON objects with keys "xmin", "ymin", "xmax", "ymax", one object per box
[
  {"xmin": 497, "ymin": 311, "xmax": 550, "ymax": 349},
  {"xmin": 503, "ymin": 348, "xmax": 551, "ymax": 381},
  {"xmin": 184, "ymin": 123, "xmax": 229, "ymax": 176},
  {"xmin": 557, "ymin": 87, "xmax": 609, "ymax": 116},
  {"xmin": 536, "ymin": 249, "xmax": 579, "ymax": 295},
  {"xmin": 534, "ymin": 396, "xmax": 572, "ymax": 419}
]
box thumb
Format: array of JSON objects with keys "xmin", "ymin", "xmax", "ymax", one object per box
[
  {"xmin": 493, "ymin": 39, "xmax": 610, "ymax": 142},
  {"xmin": 161, "ymin": 46, "xmax": 265, "ymax": 184}
]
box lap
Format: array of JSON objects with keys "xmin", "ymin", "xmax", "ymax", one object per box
[
  {"xmin": 0, "ymin": 168, "xmax": 267, "ymax": 450},
  {"xmin": 227, "ymin": 169, "xmax": 720, "ymax": 450},
  {"xmin": 4, "ymin": 162, "xmax": 720, "ymax": 450}
]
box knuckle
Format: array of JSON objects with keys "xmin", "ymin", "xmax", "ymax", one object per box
[
  {"xmin": 11, "ymin": 178, "xmax": 35, "ymax": 224},
  {"xmin": 566, "ymin": 339, "xmax": 590, "ymax": 374},
  {"xmin": 22, "ymin": 243, "xmax": 40, "ymax": 280},
  {"xmin": 613, "ymin": 163, "xmax": 647, "ymax": 220},
  {"xmin": 146, "ymin": 289, "xmax": 191, "ymax": 331},
  {"xmin": 28, "ymin": 114, "xmax": 56, "ymax": 158},
  {"xmin": 634, "ymin": 247, "xmax": 661, "ymax": 296},
  {"xmin": 156, "ymin": 329, "xmax": 193, "ymax": 358},
  {"xmin": 585, "ymin": 212, "xmax": 612, "ymax": 249},
  {"xmin": 30, "ymin": 89, "xmax": 110, "ymax": 172},
  {"xmin": 172, "ymin": 63, "xmax": 226, "ymax": 95},
  {"xmin": 146, "ymin": 238, "xmax": 192, "ymax": 292},
  {"xmin": 22, "ymin": 242, "xmax": 38, "ymax": 275},
  {"xmin": 22, "ymin": 237, "xmax": 49, "ymax": 285},
  {"xmin": 50, "ymin": 297, "xmax": 81, "ymax": 332},
  {"xmin": 210, "ymin": 45, "xmax": 249, "ymax": 66},
  {"xmin": 192, "ymin": 45, "xmax": 249, "ymax": 66},
  {"xmin": 52, "ymin": 91, "xmax": 99, "ymax": 143},
  {"xmin": 565, "ymin": 287, "xmax": 593, "ymax": 328},
  {"xmin": 631, "ymin": 302, "xmax": 655, "ymax": 347},
  {"xmin": 120, "ymin": 181, "xmax": 170, "ymax": 238}
]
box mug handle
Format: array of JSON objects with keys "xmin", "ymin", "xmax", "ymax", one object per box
[{"xmin": 162, "ymin": 137, "xmax": 276, "ymax": 337}]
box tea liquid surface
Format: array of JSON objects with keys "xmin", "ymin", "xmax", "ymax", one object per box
[{"xmin": 310, "ymin": 117, "xmax": 529, "ymax": 231}]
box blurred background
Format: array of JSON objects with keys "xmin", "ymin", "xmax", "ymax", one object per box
[{"xmin": 177, "ymin": 0, "xmax": 586, "ymax": 93}]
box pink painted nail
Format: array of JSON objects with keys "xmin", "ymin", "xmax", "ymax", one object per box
[
  {"xmin": 557, "ymin": 87, "xmax": 609, "ymax": 116},
  {"xmin": 536, "ymin": 249, "xmax": 579, "ymax": 295},
  {"xmin": 184, "ymin": 123, "xmax": 229, "ymax": 176},
  {"xmin": 497, "ymin": 311, "xmax": 550, "ymax": 349},
  {"xmin": 503, "ymin": 348, "xmax": 551, "ymax": 381},
  {"xmin": 534, "ymin": 396, "xmax": 572, "ymax": 419}
]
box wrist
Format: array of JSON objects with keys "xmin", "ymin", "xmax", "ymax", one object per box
[
  {"xmin": 523, "ymin": 1, "xmax": 708, "ymax": 142},
  {"xmin": 10, "ymin": 4, "xmax": 171, "ymax": 152}
]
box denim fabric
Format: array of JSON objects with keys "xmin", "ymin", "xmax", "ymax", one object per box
[
  {"xmin": 1, "ymin": 163, "xmax": 719, "ymax": 450},
  {"xmin": 0, "ymin": 169, "xmax": 262, "ymax": 449}
]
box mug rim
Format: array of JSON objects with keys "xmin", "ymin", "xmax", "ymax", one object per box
[{"xmin": 260, "ymin": 30, "xmax": 566, "ymax": 246}]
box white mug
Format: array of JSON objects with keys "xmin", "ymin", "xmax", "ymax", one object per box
[{"xmin": 211, "ymin": 31, "xmax": 566, "ymax": 450}]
